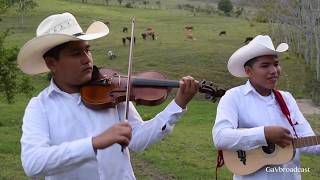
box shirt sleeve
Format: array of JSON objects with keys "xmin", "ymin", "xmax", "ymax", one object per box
[
  {"xmin": 20, "ymin": 98, "xmax": 97, "ymax": 177},
  {"xmin": 118, "ymin": 100, "xmax": 186, "ymax": 152},
  {"xmin": 284, "ymin": 92, "xmax": 320, "ymax": 154},
  {"xmin": 212, "ymin": 90, "xmax": 267, "ymax": 151}
]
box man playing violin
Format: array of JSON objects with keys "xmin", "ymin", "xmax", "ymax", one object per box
[{"xmin": 18, "ymin": 12, "xmax": 198, "ymax": 180}]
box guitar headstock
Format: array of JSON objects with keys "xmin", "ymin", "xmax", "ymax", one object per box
[{"xmin": 199, "ymin": 80, "xmax": 226, "ymax": 102}]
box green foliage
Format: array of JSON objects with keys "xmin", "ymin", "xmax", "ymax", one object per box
[
  {"xmin": 117, "ymin": 0, "xmax": 123, "ymax": 6},
  {"xmin": 0, "ymin": 29, "xmax": 18, "ymax": 104},
  {"xmin": 218, "ymin": 0, "xmax": 233, "ymax": 16},
  {"xmin": 253, "ymin": 10, "xmax": 268, "ymax": 23},
  {"xmin": 0, "ymin": 29, "xmax": 34, "ymax": 103},
  {"xmin": 0, "ymin": 0, "xmax": 17, "ymax": 14},
  {"xmin": 125, "ymin": 2, "xmax": 133, "ymax": 8}
]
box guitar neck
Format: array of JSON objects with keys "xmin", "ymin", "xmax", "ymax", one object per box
[{"xmin": 294, "ymin": 135, "xmax": 320, "ymax": 148}]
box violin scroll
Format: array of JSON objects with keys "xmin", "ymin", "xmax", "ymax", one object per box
[{"xmin": 199, "ymin": 80, "xmax": 226, "ymax": 102}]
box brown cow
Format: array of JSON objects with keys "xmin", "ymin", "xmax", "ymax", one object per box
[{"xmin": 185, "ymin": 26, "xmax": 194, "ymax": 31}]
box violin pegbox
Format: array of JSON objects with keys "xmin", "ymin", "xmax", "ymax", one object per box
[{"xmin": 199, "ymin": 80, "xmax": 226, "ymax": 102}]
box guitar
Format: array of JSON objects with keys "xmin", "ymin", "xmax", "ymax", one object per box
[{"xmin": 222, "ymin": 135, "xmax": 320, "ymax": 175}]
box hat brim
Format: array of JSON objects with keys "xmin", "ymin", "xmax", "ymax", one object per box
[
  {"xmin": 227, "ymin": 43, "xmax": 288, "ymax": 77},
  {"xmin": 17, "ymin": 21, "xmax": 109, "ymax": 75}
]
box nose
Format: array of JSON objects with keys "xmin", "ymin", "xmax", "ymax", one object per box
[
  {"xmin": 269, "ymin": 65, "xmax": 279, "ymax": 75},
  {"xmin": 81, "ymin": 50, "xmax": 92, "ymax": 64}
]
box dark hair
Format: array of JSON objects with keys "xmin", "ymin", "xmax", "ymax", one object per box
[
  {"xmin": 43, "ymin": 41, "xmax": 70, "ymax": 60},
  {"xmin": 244, "ymin": 57, "xmax": 257, "ymax": 68},
  {"xmin": 244, "ymin": 55, "xmax": 279, "ymax": 68}
]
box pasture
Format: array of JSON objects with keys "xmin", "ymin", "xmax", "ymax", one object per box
[{"xmin": 0, "ymin": 0, "xmax": 319, "ymax": 179}]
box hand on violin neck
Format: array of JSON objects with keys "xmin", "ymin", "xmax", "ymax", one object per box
[
  {"xmin": 174, "ymin": 76, "xmax": 199, "ymax": 109},
  {"xmin": 92, "ymin": 122, "xmax": 132, "ymax": 150}
]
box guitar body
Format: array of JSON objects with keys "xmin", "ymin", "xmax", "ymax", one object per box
[{"xmin": 223, "ymin": 143, "xmax": 295, "ymax": 175}]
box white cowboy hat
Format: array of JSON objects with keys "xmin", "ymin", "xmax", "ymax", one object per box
[
  {"xmin": 227, "ymin": 35, "xmax": 289, "ymax": 77},
  {"xmin": 17, "ymin": 12, "xmax": 109, "ymax": 75}
]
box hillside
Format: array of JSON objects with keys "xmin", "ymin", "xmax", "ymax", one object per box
[{"xmin": 1, "ymin": 0, "xmax": 311, "ymax": 98}]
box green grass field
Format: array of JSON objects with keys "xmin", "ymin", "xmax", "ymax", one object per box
[{"xmin": 0, "ymin": 0, "xmax": 319, "ymax": 179}]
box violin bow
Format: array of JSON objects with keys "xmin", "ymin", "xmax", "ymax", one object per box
[
  {"xmin": 121, "ymin": 17, "xmax": 135, "ymax": 153},
  {"xmin": 124, "ymin": 17, "xmax": 135, "ymax": 121}
]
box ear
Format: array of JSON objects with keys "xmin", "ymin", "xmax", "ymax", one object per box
[
  {"xmin": 244, "ymin": 66, "xmax": 252, "ymax": 77},
  {"xmin": 44, "ymin": 57, "xmax": 58, "ymax": 73}
]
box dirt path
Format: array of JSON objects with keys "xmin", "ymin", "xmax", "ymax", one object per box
[{"xmin": 296, "ymin": 99, "xmax": 320, "ymax": 115}]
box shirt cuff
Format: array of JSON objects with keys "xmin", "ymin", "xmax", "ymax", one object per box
[
  {"xmin": 162, "ymin": 100, "xmax": 187, "ymax": 126},
  {"xmin": 252, "ymin": 126, "xmax": 268, "ymax": 147},
  {"xmin": 70, "ymin": 137, "xmax": 97, "ymax": 160}
]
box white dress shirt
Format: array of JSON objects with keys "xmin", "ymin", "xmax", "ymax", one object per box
[
  {"xmin": 213, "ymin": 80, "xmax": 320, "ymax": 180},
  {"xmin": 21, "ymin": 80, "xmax": 186, "ymax": 180}
]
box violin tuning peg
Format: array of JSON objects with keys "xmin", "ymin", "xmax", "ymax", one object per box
[
  {"xmin": 211, "ymin": 97, "xmax": 217, "ymax": 103},
  {"xmin": 204, "ymin": 94, "xmax": 212, "ymax": 100}
]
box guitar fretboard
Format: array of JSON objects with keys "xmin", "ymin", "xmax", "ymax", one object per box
[{"xmin": 294, "ymin": 135, "xmax": 320, "ymax": 148}]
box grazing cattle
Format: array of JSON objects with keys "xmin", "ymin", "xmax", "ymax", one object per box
[
  {"xmin": 122, "ymin": 27, "xmax": 128, "ymax": 33},
  {"xmin": 219, "ymin": 31, "xmax": 226, "ymax": 36},
  {"xmin": 185, "ymin": 33, "xmax": 196, "ymax": 40},
  {"xmin": 104, "ymin": 21, "xmax": 110, "ymax": 26},
  {"xmin": 126, "ymin": 36, "xmax": 136, "ymax": 44},
  {"xmin": 146, "ymin": 27, "xmax": 153, "ymax": 31},
  {"xmin": 141, "ymin": 31, "xmax": 156, "ymax": 40},
  {"xmin": 244, "ymin": 37, "xmax": 253, "ymax": 44},
  {"xmin": 141, "ymin": 33, "xmax": 147, "ymax": 40},
  {"xmin": 185, "ymin": 26, "xmax": 194, "ymax": 31},
  {"xmin": 107, "ymin": 50, "xmax": 117, "ymax": 60}
]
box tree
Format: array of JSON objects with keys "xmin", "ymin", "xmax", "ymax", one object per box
[
  {"xmin": 0, "ymin": 1, "xmax": 34, "ymax": 103},
  {"xmin": 17, "ymin": 0, "xmax": 38, "ymax": 27},
  {"xmin": 142, "ymin": 0, "xmax": 149, "ymax": 8},
  {"xmin": 0, "ymin": 30, "xmax": 33, "ymax": 103},
  {"xmin": 218, "ymin": 0, "xmax": 233, "ymax": 15},
  {"xmin": 117, "ymin": 0, "xmax": 123, "ymax": 6},
  {"xmin": 0, "ymin": 0, "xmax": 16, "ymax": 14},
  {"xmin": 156, "ymin": 1, "xmax": 161, "ymax": 9}
]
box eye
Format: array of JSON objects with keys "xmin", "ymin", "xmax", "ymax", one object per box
[{"xmin": 72, "ymin": 51, "xmax": 81, "ymax": 56}]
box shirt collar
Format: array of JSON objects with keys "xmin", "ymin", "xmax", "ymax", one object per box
[
  {"xmin": 243, "ymin": 80, "xmax": 275, "ymax": 102},
  {"xmin": 243, "ymin": 80, "xmax": 255, "ymax": 95},
  {"xmin": 46, "ymin": 78, "xmax": 82, "ymax": 104}
]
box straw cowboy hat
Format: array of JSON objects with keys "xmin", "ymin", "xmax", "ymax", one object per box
[
  {"xmin": 227, "ymin": 35, "xmax": 289, "ymax": 77},
  {"xmin": 17, "ymin": 12, "xmax": 109, "ymax": 75}
]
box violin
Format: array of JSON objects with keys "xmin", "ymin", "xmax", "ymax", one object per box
[{"xmin": 80, "ymin": 66, "xmax": 226, "ymax": 110}]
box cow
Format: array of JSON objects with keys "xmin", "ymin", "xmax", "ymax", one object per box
[
  {"xmin": 219, "ymin": 31, "xmax": 226, "ymax": 36},
  {"xmin": 185, "ymin": 33, "xmax": 196, "ymax": 40},
  {"xmin": 185, "ymin": 26, "xmax": 194, "ymax": 31},
  {"xmin": 141, "ymin": 33, "xmax": 147, "ymax": 40},
  {"xmin": 244, "ymin": 37, "xmax": 253, "ymax": 44},
  {"xmin": 126, "ymin": 36, "xmax": 136, "ymax": 44},
  {"xmin": 104, "ymin": 21, "xmax": 110, "ymax": 26},
  {"xmin": 141, "ymin": 31, "xmax": 156, "ymax": 40},
  {"xmin": 146, "ymin": 27, "xmax": 153, "ymax": 31},
  {"xmin": 122, "ymin": 27, "xmax": 128, "ymax": 33}
]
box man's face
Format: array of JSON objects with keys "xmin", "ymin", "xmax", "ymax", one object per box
[
  {"xmin": 49, "ymin": 40, "xmax": 93, "ymax": 89},
  {"xmin": 245, "ymin": 55, "xmax": 281, "ymax": 95}
]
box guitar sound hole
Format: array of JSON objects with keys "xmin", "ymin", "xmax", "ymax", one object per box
[{"xmin": 262, "ymin": 143, "xmax": 275, "ymax": 154}]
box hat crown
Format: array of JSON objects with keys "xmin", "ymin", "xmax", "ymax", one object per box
[
  {"xmin": 249, "ymin": 35, "xmax": 275, "ymax": 50},
  {"xmin": 36, "ymin": 12, "xmax": 83, "ymax": 37}
]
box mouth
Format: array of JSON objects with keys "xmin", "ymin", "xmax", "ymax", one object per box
[
  {"xmin": 82, "ymin": 66, "xmax": 93, "ymax": 73},
  {"xmin": 267, "ymin": 76, "xmax": 278, "ymax": 82}
]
